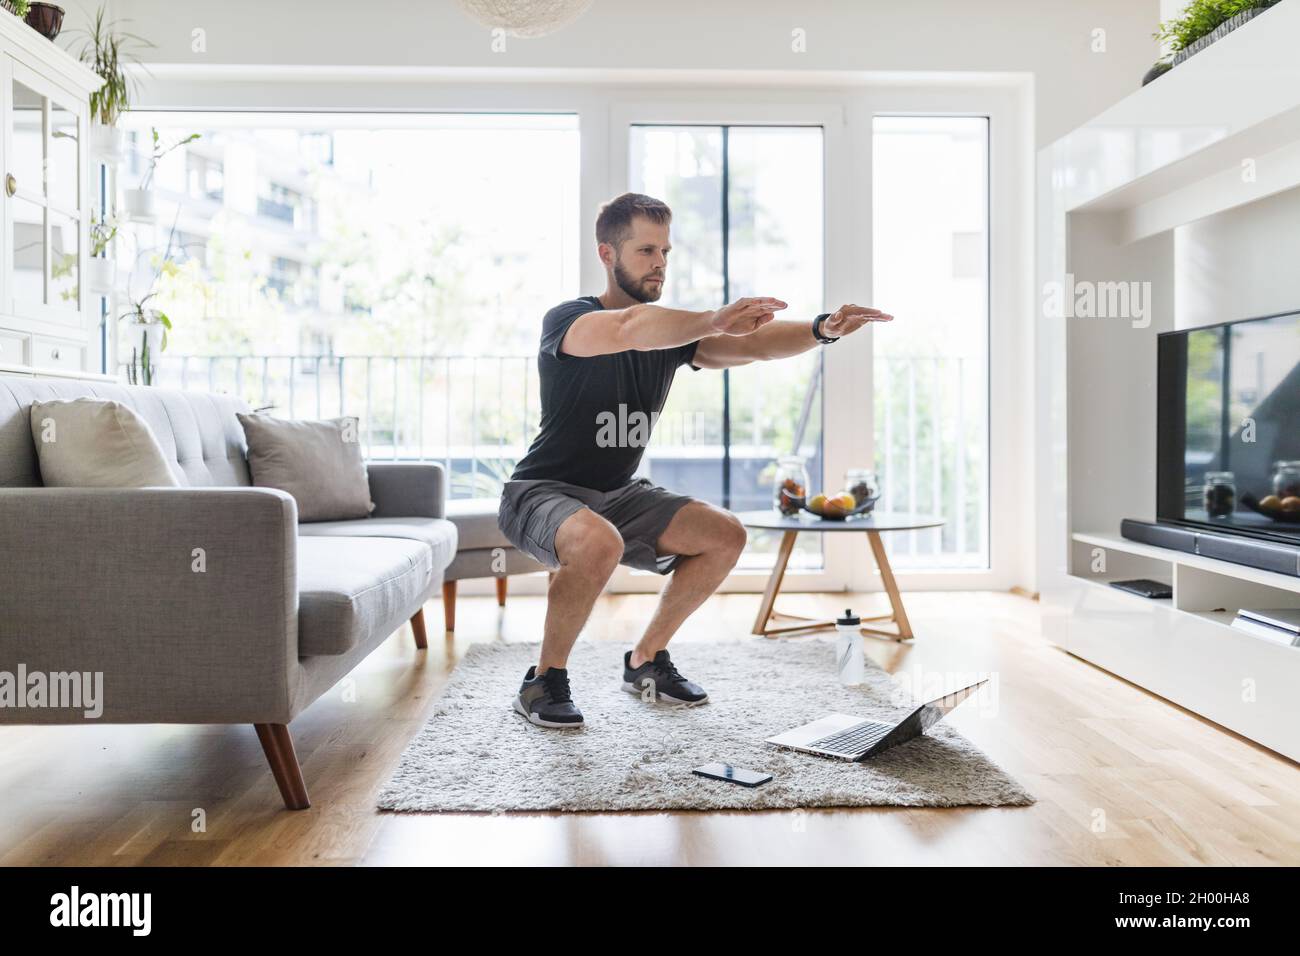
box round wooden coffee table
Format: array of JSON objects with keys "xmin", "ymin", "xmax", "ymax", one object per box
[{"xmin": 735, "ymin": 510, "xmax": 945, "ymax": 642}]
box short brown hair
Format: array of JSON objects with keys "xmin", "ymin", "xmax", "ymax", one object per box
[{"xmin": 595, "ymin": 192, "xmax": 672, "ymax": 250}]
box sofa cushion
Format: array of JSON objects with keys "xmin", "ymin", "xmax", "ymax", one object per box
[
  {"xmin": 445, "ymin": 497, "xmax": 513, "ymax": 551},
  {"xmin": 29, "ymin": 398, "xmax": 182, "ymax": 488},
  {"xmin": 1, "ymin": 376, "xmax": 252, "ymax": 488},
  {"xmin": 297, "ymin": 516, "xmax": 457, "ymax": 572},
  {"xmin": 297, "ymin": 536, "xmax": 435, "ymax": 656},
  {"xmin": 238, "ymin": 413, "xmax": 374, "ymax": 521}
]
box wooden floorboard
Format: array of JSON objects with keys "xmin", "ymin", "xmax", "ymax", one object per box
[{"xmin": 1, "ymin": 589, "xmax": 1298, "ymax": 866}]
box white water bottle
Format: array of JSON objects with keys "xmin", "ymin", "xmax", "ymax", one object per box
[{"xmin": 835, "ymin": 608, "xmax": 865, "ymax": 685}]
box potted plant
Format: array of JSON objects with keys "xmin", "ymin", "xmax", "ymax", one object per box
[
  {"xmin": 1, "ymin": 3, "xmax": 31, "ymax": 20},
  {"xmin": 119, "ymin": 217, "xmax": 187, "ymax": 384},
  {"xmin": 86, "ymin": 213, "xmax": 117, "ymax": 294},
  {"xmin": 24, "ymin": 2, "xmax": 62, "ymax": 39},
  {"xmin": 120, "ymin": 292, "xmax": 171, "ymax": 386},
  {"xmin": 122, "ymin": 127, "xmax": 199, "ymax": 221},
  {"xmin": 1148, "ymin": 0, "xmax": 1281, "ymax": 82},
  {"xmin": 66, "ymin": 6, "xmax": 152, "ymax": 164}
]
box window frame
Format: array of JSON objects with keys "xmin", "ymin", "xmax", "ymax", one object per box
[
  {"xmin": 626, "ymin": 119, "xmax": 829, "ymax": 570},
  {"xmin": 610, "ymin": 103, "xmax": 845, "ymax": 592},
  {"xmin": 122, "ymin": 74, "xmax": 1032, "ymax": 594}
]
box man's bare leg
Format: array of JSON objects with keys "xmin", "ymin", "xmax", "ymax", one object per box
[
  {"xmin": 629, "ymin": 502, "xmax": 747, "ymax": 668},
  {"xmin": 538, "ymin": 508, "xmax": 623, "ymax": 674}
]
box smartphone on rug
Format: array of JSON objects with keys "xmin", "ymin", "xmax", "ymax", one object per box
[{"xmin": 692, "ymin": 763, "xmax": 773, "ymax": 787}]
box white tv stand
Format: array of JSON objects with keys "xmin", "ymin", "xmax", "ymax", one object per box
[
  {"xmin": 1036, "ymin": 2, "xmax": 1300, "ymax": 761},
  {"xmin": 1061, "ymin": 531, "xmax": 1300, "ymax": 760}
]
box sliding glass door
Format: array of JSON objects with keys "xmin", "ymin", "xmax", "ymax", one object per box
[{"xmin": 628, "ymin": 123, "xmax": 825, "ymax": 571}]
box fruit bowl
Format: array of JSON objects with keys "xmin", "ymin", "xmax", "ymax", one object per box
[
  {"xmin": 803, "ymin": 490, "xmax": 880, "ymax": 521},
  {"xmin": 1241, "ymin": 492, "xmax": 1300, "ymax": 524}
]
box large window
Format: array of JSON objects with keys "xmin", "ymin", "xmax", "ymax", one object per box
[
  {"xmin": 118, "ymin": 113, "xmax": 579, "ymax": 497},
  {"xmin": 112, "ymin": 106, "xmax": 995, "ymax": 579},
  {"xmin": 872, "ymin": 116, "xmax": 989, "ymax": 569},
  {"xmin": 629, "ymin": 124, "xmax": 825, "ymax": 568}
]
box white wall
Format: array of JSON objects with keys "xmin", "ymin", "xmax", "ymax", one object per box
[
  {"xmin": 1175, "ymin": 188, "xmax": 1300, "ymax": 329},
  {"xmin": 1160, "ymin": 0, "xmax": 1187, "ymax": 20},
  {"xmin": 70, "ymin": 0, "xmax": 1161, "ymax": 147}
]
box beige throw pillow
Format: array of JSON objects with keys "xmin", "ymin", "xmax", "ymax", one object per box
[
  {"xmin": 237, "ymin": 413, "xmax": 373, "ymax": 522},
  {"xmin": 29, "ymin": 398, "xmax": 182, "ymax": 488}
]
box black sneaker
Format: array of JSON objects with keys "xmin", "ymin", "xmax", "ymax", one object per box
[
  {"xmin": 622, "ymin": 650, "xmax": 709, "ymax": 705},
  {"xmin": 513, "ymin": 666, "xmax": 584, "ymax": 729}
]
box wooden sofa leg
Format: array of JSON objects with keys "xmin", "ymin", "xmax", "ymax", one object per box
[
  {"xmin": 254, "ymin": 723, "xmax": 311, "ymax": 811},
  {"xmin": 495, "ymin": 576, "xmax": 508, "ymax": 607},
  {"xmin": 410, "ymin": 607, "xmax": 428, "ymax": 649},
  {"xmin": 442, "ymin": 580, "xmax": 457, "ymax": 632}
]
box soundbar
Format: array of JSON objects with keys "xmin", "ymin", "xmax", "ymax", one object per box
[
  {"xmin": 1119, "ymin": 519, "xmax": 1197, "ymax": 554},
  {"xmin": 1121, "ymin": 519, "xmax": 1300, "ymax": 577}
]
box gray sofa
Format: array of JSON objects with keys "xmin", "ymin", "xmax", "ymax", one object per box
[{"xmin": 0, "ymin": 375, "xmax": 457, "ymax": 810}]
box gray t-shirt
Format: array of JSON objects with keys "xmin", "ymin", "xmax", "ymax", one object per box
[{"xmin": 510, "ymin": 296, "xmax": 699, "ymax": 492}]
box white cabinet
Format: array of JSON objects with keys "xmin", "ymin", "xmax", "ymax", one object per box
[
  {"xmin": 1036, "ymin": 2, "xmax": 1300, "ymax": 761},
  {"xmin": 0, "ymin": 14, "xmax": 102, "ymax": 378}
]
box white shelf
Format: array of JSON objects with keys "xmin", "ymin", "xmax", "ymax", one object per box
[
  {"xmin": 1068, "ymin": 572, "xmax": 1169, "ymax": 602},
  {"xmin": 0, "ymin": 13, "xmax": 101, "ymax": 96},
  {"xmin": 1072, "ymin": 531, "xmax": 1300, "ymax": 594},
  {"xmin": 1043, "ymin": 1, "xmax": 1300, "ymax": 239},
  {"xmin": 1069, "ymin": 564, "xmax": 1299, "ymax": 647},
  {"xmin": 1049, "ymin": 2, "xmax": 1300, "ymax": 206}
]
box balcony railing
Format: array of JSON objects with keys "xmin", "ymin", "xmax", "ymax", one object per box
[
  {"xmin": 148, "ymin": 353, "xmax": 985, "ymax": 568},
  {"xmin": 256, "ymin": 197, "xmax": 297, "ymax": 224},
  {"xmin": 874, "ymin": 354, "xmax": 986, "ymax": 568}
]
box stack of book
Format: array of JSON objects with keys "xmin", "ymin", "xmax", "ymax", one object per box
[{"xmin": 1231, "ymin": 608, "xmax": 1300, "ymax": 646}]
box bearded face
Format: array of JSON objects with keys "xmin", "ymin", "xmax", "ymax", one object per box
[
  {"xmin": 613, "ymin": 257, "xmax": 665, "ymax": 304},
  {"xmin": 607, "ymin": 216, "xmax": 670, "ymax": 303}
]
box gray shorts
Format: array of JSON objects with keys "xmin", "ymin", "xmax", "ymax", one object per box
[{"xmin": 498, "ymin": 477, "xmax": 695, "ymax": 575}]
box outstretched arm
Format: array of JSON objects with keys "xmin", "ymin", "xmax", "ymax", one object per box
[
  {"xmin": 692, "ymin": 304, "xmax": 893, "ymax": 369},
  {"xmin": 559, "ymin": 297, "xmax": 788, "ymax": 358}
]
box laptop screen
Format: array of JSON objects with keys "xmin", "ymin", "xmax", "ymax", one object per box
[{"xmin": 922, "ymin": 680, "xmax": 987, "ymax": 719}]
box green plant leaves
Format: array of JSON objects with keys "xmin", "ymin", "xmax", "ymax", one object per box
[
  {"xmin": 1154, "ymin": 0, "xmax": 1274, "ymax": 55},
  {"xmin": 68, "ymin": 6, "xmax": 154, "ymax": 126}
]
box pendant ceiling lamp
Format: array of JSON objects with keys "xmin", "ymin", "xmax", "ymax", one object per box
[{"xmin": 455, "ymin": 0, "xmax": 595, "ymax": 38}]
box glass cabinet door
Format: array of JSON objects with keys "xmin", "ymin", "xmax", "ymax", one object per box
[{"xmin": 4, "ymin": 64, "xmax": 82, "ymax": 321}]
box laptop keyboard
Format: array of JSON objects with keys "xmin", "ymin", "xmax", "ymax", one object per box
[{"xmin": 809, "ymin": 721, "xmax": 891, "ymax": 755}]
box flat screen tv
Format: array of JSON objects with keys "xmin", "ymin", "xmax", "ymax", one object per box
[{"xmin": 1157, "ymin": 309, "xmax": 1300, "ymax": 546}]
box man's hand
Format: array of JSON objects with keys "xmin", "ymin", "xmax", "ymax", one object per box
[
  {"xmin": 822, "ymin": 303, "xmax": 893, "ymax": 338},
  {"xmin": 710, "ymin": 296, "xmax": 788, "ymax": 336}
]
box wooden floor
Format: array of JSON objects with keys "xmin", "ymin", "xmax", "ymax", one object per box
[{"xmin": 2, "ymin": 589, "xmax": 1299, "ymax": 866}]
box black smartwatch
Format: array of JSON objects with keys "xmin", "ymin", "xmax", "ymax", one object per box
[{"xmin": 812, "ymin": 313, "xmax": 839, "ymax": 344}]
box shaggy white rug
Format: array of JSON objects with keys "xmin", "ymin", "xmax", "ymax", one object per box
[{"xmin": 377, "ymin": 639, "xmax": 1034, "ymax": 812}]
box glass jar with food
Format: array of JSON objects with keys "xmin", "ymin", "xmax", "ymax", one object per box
[
  {"xmin": 1273, "ymin": 461, "xmax": 1300, "ymax": 499},
  {"xmin": 844, "ymin": 468, "xmax": 880, "ymax": 514},
  {"xmin": 1203, "ymin": 471, "xmax": 1236, "ymax": 518},
  {"xmin": 773, "ymin": 456, "xmax": 810, "ymax": 516}
]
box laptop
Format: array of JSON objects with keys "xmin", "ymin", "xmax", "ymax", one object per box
[
  {"xmin": 766, "ymin": 680, "xmax": 988, "ymax": 761},
  {"xmin": 1236, "ymin": 607, "xmax": 1300, "ymax": 635},
  {"xmin": 1232, "ymin": 608, "xmax": 1300, "ymax": 646}
]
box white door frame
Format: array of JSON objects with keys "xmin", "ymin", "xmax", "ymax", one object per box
[
  {"xmin": 606, "ymin": 100, "xmax": 850, "ymax": 593},
  {"xmin": 602, "ymin": 84, "xmax": 1031, "ymax": 594}
]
